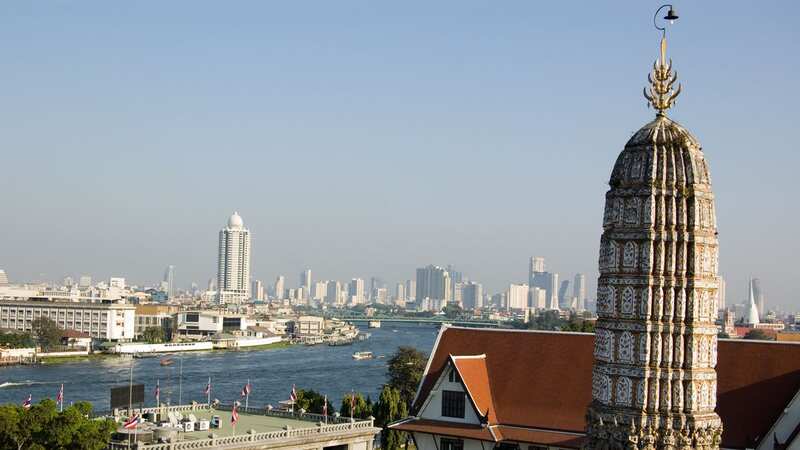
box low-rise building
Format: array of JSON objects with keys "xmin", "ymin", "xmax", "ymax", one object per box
[
  {"xmin": 134, "ymin": 304, "xmax": 178, "ymax": 340},
  {"xmin": 291, "ymin": 315, "xmax": 325, "ymax": 337},
  {"xmin": 0, "ymin": 299, "xmax": 135, "ymax": 341},
  {"xmin": 176, "ymin": 311, "xmax": 248, "ymax": 337}
]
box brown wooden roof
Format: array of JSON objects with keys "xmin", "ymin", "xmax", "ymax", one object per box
[{"xmin": 410, "ymin": 327, "xmax": 800, "ymax": 449}]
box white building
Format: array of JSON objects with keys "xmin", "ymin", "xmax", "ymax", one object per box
[
  {"xmin": 273, "ymin": 275, "xmax": 285, "ymax": 300},
  {"xmin": 530, "ymin": 287, "xmax": 547, "ymax": 309},
  {"xmin": 251, "ymin": 280, "xmax": 264, "ymax": 301},
  {"xmin": 0, "ymin": 299, "xmax": 135, "ymax": 341},
  {"xmin": 176, "ymin": 311, "xmax": 248, "ymax": 337},
  {"xmin": 217, "ymin": 212, "xmax": 251, "ymax": 304},
  {"xmin": 164, "ymin": 265, "xmax": 176, "ymax": 299},
  {"xmin": 506, "ymin": 283, "xmax": 529, "ymax": 311},
  {"xmin": 0, "ymin": 270, "xmax": 8, "ymax": 286},
  {"xmin": 573, "ymin": 273, "xmax": 586, "ymax": 311},
  {"xmin": 348, "ymin": 278, "xmax": 365, "ymax": 305},
  {"xmin": 299, "ymin": 269, "xmax": 312, "ymax": 300}
]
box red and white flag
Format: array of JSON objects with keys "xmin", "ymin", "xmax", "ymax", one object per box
[
  {"xmin": 56, "ymin": 384, "xmax": 63, "ymax": 404},
  {"xmin": 123, "ymin": 414, "xmax": 140, "ymax": 429},
  {"xmin": 231, "ymin": 403, "xmax": 239, "ymax": 425},
  {"xmin": 204, "ymin": 378, "xmax": 211, "ymax": 395},
  {"xmin": 240, "ymin": 382, "xmax": 251, "ymax": 398},
  {"xmin": 289, "ymin": 384, "xmax": 297, "ymax": 402},
  {"xmin": 322, "ymin": 395, "xmax": 328, "ymax": 416},
  {"xmin": 22, "ymin": 394, "xmax": 32, "ymax": 409}
]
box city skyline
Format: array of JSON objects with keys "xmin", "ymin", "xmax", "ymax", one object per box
[{"xmin": 1, "ymin": 2, "xmax": 798, "ymax": 308}]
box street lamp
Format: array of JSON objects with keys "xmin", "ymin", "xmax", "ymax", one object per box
[{"xmin": 654, "ymin": 4, "xmax": 679, "ymax": 36}]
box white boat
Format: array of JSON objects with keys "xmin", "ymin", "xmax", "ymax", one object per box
[
  {"xmin": 368, "ymin": 320, "xmax": 381, "ymax": 328},
  {"xmin": 352, "ymin": 351, "xmax": 373, "ymax": 360}
]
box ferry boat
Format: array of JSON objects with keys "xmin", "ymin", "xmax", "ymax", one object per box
[
  {"xmin": 352, "ymin": 351, "xmax": 373, "ymax": 360},
  {"xmin": 368, "ymin": 320, "xmax": 381, "ymax": 329}
]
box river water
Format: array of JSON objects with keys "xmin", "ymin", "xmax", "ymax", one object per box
[{"xmin": 0, "ymin": 322, "xmax": 438, "ymax": 412}]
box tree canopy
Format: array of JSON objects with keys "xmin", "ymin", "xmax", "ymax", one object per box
[
  {"xmin": 293, "ymin": 388, "xmax": 335, "ymax": 416},
  {"xmin": 31, "ymin": 317, "xmax": 62, "ymax": 351},
  {"xmin": 0, "ymin": 399, "xmax": 115, "ymax": 450},
  {"xmin": 386, "ymin": 346, "xmax": 427, "ymax": 408},
  {"xmin": 0, "ymin": 331, "xmax": 35, "ymax": 349},
  {"xmin": 744, "ymin": 328, "xmax": 772, "ymax": 340},
  {"xmin": 338, "ymin": 392, "xmax": 372, "ymax": 419},
  {"xmin": 373, "ymin": 385, "xmax": 408, "ymax": 450},
  {"xmin": 141, "ymin": 326, "xmax": 165, "ymax": 344}
]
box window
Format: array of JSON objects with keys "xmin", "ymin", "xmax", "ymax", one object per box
[
  {"xmin": 441, "ymin": 390, "xmax": 465, "ymax": 418},
  {"xmin": 185, "ymin": 313, "xmax": 199, "ymax": 323},
  {"xmin": 448, "ymin": 368, "xmax": 461, "ymax": 384},
  {"xmin": 440, "ymin": 438, "xmax": 463, "ymax": 450}
]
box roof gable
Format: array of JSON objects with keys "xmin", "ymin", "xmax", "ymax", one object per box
[{"xmin": 451, "ymin": 355, "xmax": 497, "ymax": 424}]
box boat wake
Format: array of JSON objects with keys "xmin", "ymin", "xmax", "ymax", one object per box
[{"xmin": 0, "ymin": 380, "xmax": 53, "ymax": 389}]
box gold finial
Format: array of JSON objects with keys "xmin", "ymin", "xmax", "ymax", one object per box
[{"xmin": 643, "ymin": 36, "xmax": 682, "ymax": 115}]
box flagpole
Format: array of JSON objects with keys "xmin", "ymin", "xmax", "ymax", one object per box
[
  {"xmin": 128, "ymin": 360, "xmax": 133, "ymax": 450},
  {"xmin": 245, "ymin": 378, "xmax": 249, "ymax": 409},
  {"xmin": 207, "ymin": 376, "xmax": 211, "ymax": 407},
  {"xmin": 59, "ymin": 384, "xmax": 63, "ymax": 412},
  {"xmin": 178, "ymin": 355, "xmax": 183, "ymax": 405}
]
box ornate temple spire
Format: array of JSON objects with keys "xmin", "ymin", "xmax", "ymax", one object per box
[
  {"xmin": 585, "ymin": 5, "xmax": 723, "ymax": 450},
  {"xmin": 643, "ymin": 36, "xmax": 682, "ymax": 115}
]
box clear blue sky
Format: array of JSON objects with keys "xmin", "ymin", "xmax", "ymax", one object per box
[{"xmin": 1, "ymin": 2, "xmax": 798, "ymax": 310}]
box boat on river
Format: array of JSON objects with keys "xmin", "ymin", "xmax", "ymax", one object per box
[
  {"xmin": 352, "ymin": 351, "xmax": 373, "ymax": 360},
  {"xmin": 160, "ymin": 358, "xmax": 174, "ymax": 366}
]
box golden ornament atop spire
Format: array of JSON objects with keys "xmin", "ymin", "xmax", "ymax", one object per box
[{"xmin": 643, "ymin": 35, "xmax": 682, "ymax": 115}]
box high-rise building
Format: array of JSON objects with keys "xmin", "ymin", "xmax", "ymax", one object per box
[
  {"xmin": 548, "ymin": 273, "xmax": 559, "ymax": 310},
  {"xmin": 326, "ymin": 281, "xmax": 341, "ymax": 305},
  {"xmin": 312, "ymin": 281, "xmax": 327, "ymax": 301},
  {"xmin": 375, "ymin": 288, "xmax": 389, "ymax": 304},
  {"xmin": 557, "ymin": 279, "xmax": 570, "ymax": 308},
  {"xmin": 573, "ymin": 273, "xmax": 587, "ymax": 311},
  {"xmin": 415, "ymin": 265, "xmax": 451, "ymax": 303},
  {"xmin": 586, "ymin": 39, "xmax": 722, "ymax": 448},
  {"xmin": 752, "ymin": 277, "xmax": 764, "ymax": 316},
  {"xmin": 394, "ymin": 283, "xmax": 406, "ymax": 304},
  {"xmin": 530, "ymin": 287, "xmax": 547, "ymax": 309},
  {"xmin": 217, "ymin": 212, "xmax": 251, "ymax": 304},
  {"xmin": 506, "ymin": 283, "xmax": 529, "ymax": 311},
  {"xmin": 717, "ymin": 276, "xmax": 726, "ymax": 311},
  {"xmin": 745, "ymin": 278, "xmax": 760, "ymax": 326},
  {"xmin": 348, "ymin": 278, "xmax": 365, "ymax": 305},
  {"xmin": 251, "ymin": 279, "xmax": 264, "ymax": 301},
  {"xmin": 163, "ymin": 265, "xmax": 176, "ymax": 299},
  {"xmin": 274, "ymin": 275, "xmax": 285, "ymax": 300},
  {"xmin": 529, "ymin": 256, "xmax": 545, "ymax": 275},
  {"xmin": 461, "ymin": 281, "xmax": 483, "ymax": 309},
  {"xmin": 299, "ymin": 269, "xmax": 312, "ymax": 300},
  {"xmin": 109, "ymin": 277, "xmax": 126, "ymax": 289},
  {"xmin": 0, "ymin": 270, "xmax": 9, "ymax": 286},
  {"xmin": 405, "ymin": 280, "xmax": 416, "ymax": 302}
]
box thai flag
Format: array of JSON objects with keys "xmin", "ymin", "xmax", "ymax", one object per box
[
  {"xmin": 289, "ymin": 384, "xmax": 297, "ymax": 402},
  {"xmin": 204, "ymin": 378, "xmax": 211, "ymax": 395},
  {"xmin": 240, "ymin": 382, "xmax": 251, "ymax": 398},
  {"xmin": 56, "ymin": 385, "xmax": 63, "ymax": 404},
  {"xmin": 231, "ymin": 403, "xmax": 239, "ymax": 425},
  {"xmin": 123, "ymin": 414, "xmax": 140, "ymax": 429},
  {"xmin": 22, "ymin": 394, "xmax": 32, "ymax": 409}
]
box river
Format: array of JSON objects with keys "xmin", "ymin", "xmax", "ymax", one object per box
[{"xmin": 0, "ymin": 322, "xmax": 438, "ymax": 412}]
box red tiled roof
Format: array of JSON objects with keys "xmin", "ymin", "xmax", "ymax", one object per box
[
  {"xmin": 493, "ymin": 425, "xmax": 586, "ymax": 447},
  {"xmin": 390, "ymin": 418, "xmax": 494, "ymax": 442},
  {"xmin": 451, "ymin": 355, "xmax": 496, "ymax": 424},
  {"xmin": 411, "ymin": 327, "xmax": 800, "ymax": 449},
  {"xmin": 390, "ymin": 418, "xmax": 586, "ymax": 447}
]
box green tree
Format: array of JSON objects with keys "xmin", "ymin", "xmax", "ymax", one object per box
[
  {"xmin": 442, "ymin": 303, "xmax": 464, "ymax": 319},
  {"xmin": 141, "ymin": 326, "xmax": 165, "ymax": 344},
  {"xmin": 31, "ymin": 317, "xmax": 62, "ymax": 351},
  {"xmin": 339, "ymin": 392, "xmax": 372, "ymax": 419},
  {"xmin": 0, "ymin": 399, "xmax": 115, "ymax": 450},
  {"xmin": 0, "ymin": 331, "xmax": 35, "ymax": 348},
  {"xmin": 744, "ymin": 328, "xmax": 771, "ymax": 340},
  {"xmin": 373, "ymin": 386, "xmax": 408, "ymax": 450},
  {"xmin": 387, "ymin": 347, "xmax": 427, "ymax": 408},
  {"xmin": 293, "ymin": 389, "xmax": 335, "ymax": 415}
]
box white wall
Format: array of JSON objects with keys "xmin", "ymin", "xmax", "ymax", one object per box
[
  {"xmin": 113, "ymin": 341, "xmax": 213, "ymax": 354},
  {"xmin": 419, "ymin": 365, "xmax": 481, "ymax": 424}
]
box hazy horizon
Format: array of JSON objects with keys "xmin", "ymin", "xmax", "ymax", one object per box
[{"xmin": 2, "ymin": 2, "xmax": 798, "ymax": 310}]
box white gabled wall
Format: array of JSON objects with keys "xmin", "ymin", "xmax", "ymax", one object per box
[
  {"xmin": 418, "ymin": 365, "xmax": 481, "ymax": 424},
  {"xmin": 413, "ymin": 433, "xmax": 487, "ymax": 450}
]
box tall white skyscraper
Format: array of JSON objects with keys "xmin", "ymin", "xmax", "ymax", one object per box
[
  {"xmin": 405, "ymin": 280, "xmax": 416, "ymax": 302},
  {"xmin": 164, "ymin": 265, "xmax": 176, "ymax": 299},
  {"xmin": 251, "ymin": 279, "xmax": 264, "ymax": 300},
  {"xmin": 548, "ymin": 273, "xmax": 560, "ymax": 310},
  {"xmin": 0, "ymin": 270, "xmax": 8, "ymax": 286},
  {"xmin": 395, "ymin": 283, "xmax": 406, "ymax": 304},
  {"xmin": 717, "ymin": 276, "xmax": 726, "ymax": 311},
  {"xmin": 300, "ymin": 269, "xmax": 312, "ymax": 299},
  {"xmin": 217, "ymin": 212, "xmax": 251, "ymax": 304},
  {"xmin": 348, "ymin": 278, "xmax": 365, "ymax": 304},
  {"xmin": 573, "ymin": 273, "xmax": 587, "ymax": 311},
  {"xmin": 274, "ymin": 275, "xmax": 285, "ymax": 300},
  {"xmin": 506, "ymin": 283, "xmax": 529, "ymax": 311}
]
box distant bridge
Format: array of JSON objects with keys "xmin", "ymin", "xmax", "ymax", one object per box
[{"xmin": 330, "ymin": 315, "xmax": 504, "ymax": 329}]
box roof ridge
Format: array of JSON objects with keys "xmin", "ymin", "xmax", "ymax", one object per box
[{"xmin": 446, "ymin": 326, "xmax": 595, "ymax": 336}]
